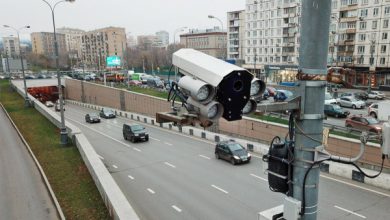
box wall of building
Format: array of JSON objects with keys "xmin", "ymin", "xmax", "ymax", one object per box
[{"xmin": 65, "ymin": 78, "xmax": 389, "ymax": 169}]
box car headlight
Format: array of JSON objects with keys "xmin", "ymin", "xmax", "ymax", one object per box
[
  {"xmin": 247, "ymin": 153, "xmax": 251, "ymax": 157},
  {"xmin": 135, "ymin": 134, "xmax": 139, "ymax": 136},
  {"xmin": 233, "ymin": 155, "xmax": 240, "ymax": 160}
]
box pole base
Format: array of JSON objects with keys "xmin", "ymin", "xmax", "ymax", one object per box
[
  {"xmin": 24, "ymin": 98, "xmax": 30, "ymax": 107},
  {"xmin": 60, "ymin": 128, "xmax": 68, "ymax": 145}
]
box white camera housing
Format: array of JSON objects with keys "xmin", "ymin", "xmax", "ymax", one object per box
[
  {"xmin": 173, "ymin": 49, "xmax": 260, "ymax": 121},
  {"xmin": 382, "ymin": 122, "xmax": 390, "ymax": 158},
  {"xmin": 178, "ymin": 75, "xmax": 216, "ymax": 104}
]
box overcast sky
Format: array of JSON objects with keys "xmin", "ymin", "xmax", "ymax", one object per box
[{"xmin": 0, "ymin": 0, "xmax": 245, "ymax": 41}]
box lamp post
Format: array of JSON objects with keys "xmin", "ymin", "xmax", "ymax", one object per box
[
  {"xmin": 41, "ymin": 0, "xmax": 75, "ymax": 145},
  {"xmin": 208, "ymin": 15, "xmax": 225, "ymax": 59},
  {"xmin": 3, "ymin": 25, "xmax": 30, "ymax": 107}
]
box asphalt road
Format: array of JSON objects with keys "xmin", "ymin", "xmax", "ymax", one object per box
[
  {"xmin": 0, "ymin": 108, "xmax": 59, "ymax": 220},
  {"xmin": 61, "ymin": 103, "xmax": 390, "ymax": 220}
]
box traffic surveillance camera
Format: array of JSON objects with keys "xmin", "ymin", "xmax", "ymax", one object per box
[
  {"xmin": 172, "ymin": 49, "xmax": 265, "ymax": 121},
  {"xmin": 382, "ymin": 121, "xmax": 390, "ymax": 159}
]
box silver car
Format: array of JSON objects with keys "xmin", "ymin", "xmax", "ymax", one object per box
[
  {"xmin": 338, "ymin": 97, "xmax": 365, "ymax": 109},
  {"xmin": 367, "ymin": 91, "xmax": 385, "ymax": 100}
]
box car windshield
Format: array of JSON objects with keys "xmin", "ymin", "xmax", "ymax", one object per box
[
  {"xmin": 227, "ymin": 143, "xmax": 244, "ymax": 151},
  {"xmin": 367, "ymin": 118, "xmax": 379, "ymax": 124},
  {"xmin": 103, "ymin": 109, "xmax": 113, "ymax": 113},
  {"xmin": 333, "ymin": 105, "xmax": 342, "ymax": 110},
  {"xmin": 90, "ymin": 113, "xmax": 98, "ymax": 117},
  {"xmin": 131, "ymin": 125, "xmax": 144, "ymax": 131}
]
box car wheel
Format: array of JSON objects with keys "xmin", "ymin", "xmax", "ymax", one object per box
[
  {"xmin": 230, "ymin": 158, "xmax": 236, "ymax": 165},
  {"xmin": 335, "ymin": 114, "xmax": 339, "ymax": 118},
  {"xmin": 215, "ymin": 153, "xmax": 220, "ymax": 159},
  {"xmin": 130, "ymin": 136, "xmax": 135, "ymax": 143},
  {"xmin": 124, "ymin": 135, "xmax": 127, "ymax": 140},
  {"xmin": 352, "ymin": 104, "xmax": 356, "ymax": 109},
  {"xmin": 370, "ymin": 112, "xmax": 377, "ymax": 118},
  {"xmin": 145, "ymin": 137, "xmax": 149, "ymax": 141}
]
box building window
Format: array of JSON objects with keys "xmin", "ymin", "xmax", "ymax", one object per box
[
  {"xmin": 359, "ymin": 22, "xmax": 366, "ymax": 30},
  {"xmin": 384, "ymin": 19, "xmax": 389, "ymax": 28},
  {"xmin": 373, "ymin": 8, "xmax": 379, "ymax": 16},
  {"xmin": 381, "ymin": 45, "xmax": 387, "ymax": 53},
  {"xmin": 382, "ymin": 32, "xmax": 388, "ymax": 40},
  {"xmin": 360, "ymin": 9, "xmax": 368, "ymax": 17},
  {"xmin": 372, "ymin": 20, "xmax": 378, "ymax": 29},
  {"xmin": 361, "ymin": 0, "xmax": 368, "ymax": 5},
  {"xmin": 385, "ymin": 7, "xmax": 390, "ymax": 15},
  {"xmin": 357, "ymin": 46, "xmax": 365, "ymax": 54},
  {"xmin": 380, "ymin": 57, "xmax": 386, "ymax": 64},
  {"xmin": 359, "ymin": 34, "xmax": 366, "ymax": 41}
]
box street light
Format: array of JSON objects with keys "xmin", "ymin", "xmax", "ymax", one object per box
[
  {"xmin": 208, "ymin": 15, "xmax": 226, "ymax": 59},
  {"xmin": 41, "ymin": 0, "xmax": 76, "ymax": 145},
  {"xmin": 3, "ymin": 24, "xmax": 30, "ymax": 107}
]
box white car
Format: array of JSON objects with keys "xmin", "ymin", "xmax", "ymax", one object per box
[
  {"xmin": 338, "ymin": 97, "xmax": 365, "ymax": 109},
  {"xmin": 367, "ymin": 91, "xmax": 385, "ymax": 100},
  {"xmin": 45, "ymin": 101, "xmax": 54, "ymax": 107},
  {"xmin": 324, "ymin": 93, "xmax": 338, "ymax": 105}
]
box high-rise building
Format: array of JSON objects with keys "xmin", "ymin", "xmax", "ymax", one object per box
[
  {"xmin": 2, "ymin": 37, "xmax": 20, "ymax": 57},
  {"xmin": 31, "ymin": 32, "xmax": 67, "ymax": 57},
  {"xmin": 179, "ymin": 27, "xmax": 227, "ymax": 59},
  {"xmin": 57, "ymin": 27, "xmax": 85, "ymax": 59},
  {"xmin": 137, "ymin": 35, "xmax": 159, "ymax": 50},
  {"xmin": 156, "ymin": 30, "xmax": 170, "ymax": 47},
  {"xmin": 227, "ymin": 10, "xmax": 246, "ymax": 63},
  {"xmin": 81, "ymin": 27, "xmax": 127, "ymax": 68}
]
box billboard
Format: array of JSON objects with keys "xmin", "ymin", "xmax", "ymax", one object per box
[{"xmin": 106, "ymin": 56, "xmax": 121, "ymax": 67}]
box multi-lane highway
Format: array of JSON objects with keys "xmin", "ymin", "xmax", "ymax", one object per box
[
  {"xmin": 61, "ymin": 103, "xmax": 390, "ymax": 220},
  {"xmin": 0, "ymin": 108, "xmax": 59, "ymax": 220}
]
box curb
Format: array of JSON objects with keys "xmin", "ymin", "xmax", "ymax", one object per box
[
  {"xmin": 0, "ymin": 103, "xmax": 66, "ymax": 220},
  {"xmin": 69, "ymin": 100, "xmax": 390, "ymax": 191}
]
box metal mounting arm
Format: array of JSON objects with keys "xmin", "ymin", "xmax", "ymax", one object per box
[{"xmin": 255, "ymin": 97, "xmax": 301, "ymax": 114}]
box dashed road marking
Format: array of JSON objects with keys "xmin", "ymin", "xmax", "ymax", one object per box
[
  {"xmin": 172, "ymin": 205, "xmax": 182, "ymax": 213},
  {"xmin": 334, "ymin": 206, "xmax": 366, "ymax": 219},
  {"xmin": 128, "ymin": 175, "xmax": 134, "ymax": 180},
  {"xmin": 250, "ymin": 173, "xmax": 268, "ymax": 182},
  {"xmin": 112, "ymin": 165, "xmax": 118, "ymax": 169},
  {"xmin": 164, "ymin": 142, "xmax": 173, "ymax": 146},
  {"xmin": 147, "ymin": 188, "xmax": 156, "ymax": 194},
  {"xmin": 211, "ymin": 185, "xmax": 228, "ymax": 194},
  {"xmin": 97, "ymin": 154, "xmax": 104, "ymax": 160},
  {"xmin": 164, "ymin": 162, "xmax": 176, "ymax": 168},
  {"xmin": 150, "ymin": 137, "xmax": 161, "ymax": 141},
  {"xmin": 133, "ymin": 147, "xmax": 141, "ymax": 152},
  {"xmin": 199, "ymin": 155, "xmax": 211, "ymax": 160}
]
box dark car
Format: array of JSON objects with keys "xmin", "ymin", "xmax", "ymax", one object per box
[
  {"xmin": 146, "ymin": 78, "xmax": 164, "ymax": 88},
  {"xmin": 345, "ymin": 115, "xmax": 383, "ymax": 134},
  {"xmin": 54, "ymin": 103, "xmax": 65, "ymax": 112},
  {"xmin": 324, "ymin": 104, "xmax": 350, "ymax": 118},
  {"xmin": 274, "ymin": 90, "xmax": 293, "ymax": 102},
  {"xmin": 123, "ymin": 123, "xmax": 149, "ymax": 142},
  {"xmin": 354, "ymin": 92, "xmax": 369, "ymax": 101},
  {"xmin": 99, "ymin": 108, "xmax": 116, "ymax": 119},
  {"xmin": 85, "ymin": 113, "xmax": 101, "ymax": 123},
  {"xmin": 215, "ymin": 141, "xmax": 251, "ymax": 165}
]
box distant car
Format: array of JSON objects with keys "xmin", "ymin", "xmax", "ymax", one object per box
[
  {"xmin": 354, "ymin": 92, "xmax": 369, "ymax": 101},
  {"xmin": 146, "ymin": 78, "xmax": 165, "ymax": 88},
  {"xmin": 274, "ymin": 90, "xmax": 293, "ymax": 102},
  {"xmin": 367, "ymin": 91, "xmax": 385, "ymax": 100},
  {"xmin": 37, "ymin": 74, "xmax": 46, "ymax": 79},
  {"xmin": 45, "ymin": 101, "xmax": 54, "ymax": 107},
  {"xmin": 338, "ymin": 97, "xmax": 365, "ymax": 109},
  {"xmin": 99, "ymin": 108, "xmax": 116, "ymax": 119},
  {"xmin": 215, "ymin": 140, "xmax": 251, "ymax": 165},
  {"xmin": 123, "ymin": 123, "xmax": 149, "ymax": 142},
  {"xmin": 128, "ymin": 80, "xmax": 142, "ymax": 86},
  {"xmin": 25, "ymin": 75, "xmax": 35, "ymax": 79},
  {"xmin": 345, "ymin": 115, "xmax": 382, "ymax": 134},
  {"xmin": 324, "ymin": 104, "xmax": 350, "ymax": 118},
  {"xmin": 339, "ymin": 92, "xmax": 367, "ymax": 101},
  {"xmin": 85, "ymin": 113, "xmax": 101, "ymax": 123},
  {"xmin": 368, "ymin": 103, "xmax": 379, "ymax": 118},
  {"xmin": 56, "ymin": 99, "xmax": 65, "ymax": 106},
  {"xmin": 324, "ymin": 93, "xmax": 338, "ymax": 105},
  {"xmin": 54, "ymin": 103, "xmax": 65, "ymax": 112}
]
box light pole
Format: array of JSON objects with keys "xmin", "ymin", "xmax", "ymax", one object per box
[
  {"xmin": 3, "ymin": 25, "xmax": 30, "ymax": 107},
  {"xmin": 208, "ymin": 15, "xmax": 225, "ymax": 59},
  {"xmin": 368, "ymin": 40, "xmax": 375, "ymax": 93},
  {"xmin": 41, "ymin": 0, "xmax": 75, "ymax": 145}
]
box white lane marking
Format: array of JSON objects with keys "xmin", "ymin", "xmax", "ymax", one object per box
[
  {"xmin": 164, "ymin": 162, "xmax": 176, "ymax": 168},
  {"xmin": 250, "ymin": 173, "xmax": 268, "ymax": 182},
  {"xmin": 211, "ymin": 185, "xmax": 229, "ymax": 194},
  {"xmin": 67, "ymin": 118, "xmax": 132, "ymax": 148},
  {"xmin": 112, "ymin": 165, "xmax": 118, "ymax": 169},
  {"xmin": 97, "ymin": 154, "xmax": 104, "ymax": 160},
  {"xmin": 334, "ymin": 206, "xmax": 366, "ymax": 219},
  {"xmin": 321, "ymin": 175, "xmax": 390, "ymax": 198},
  {"xmin": 199, "ymin": 155, "xmax": 211, "ymax": 160},
  {"xmin": 147, "ymin": 188, "xmax": 156, "ymax": 194},
  {"xmin": 172, "ymin": 205, "xmax": 182, "ymax": 213},
  {"xmin": 133, "ymin": 147, "xmax": 142, "ymax": 152},
  {"xmin": 150, "ymin": 137, "xmax": 161, "ymax": 141},
  {"xmin": 164, "ymin": 142, "xmax": 173, "ymax": 146},
  {"xmin": 128, "ymin": 175, "xmax": 134, "ymax": 180}
]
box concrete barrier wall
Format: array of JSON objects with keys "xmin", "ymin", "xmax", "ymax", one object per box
[
  {"xmin": 12, "ymin": 81, "xmax": 140, "ymax": 220},
  {"xmin": 64, "ymin": 79, "xmax": 390, "ymax": 170}
]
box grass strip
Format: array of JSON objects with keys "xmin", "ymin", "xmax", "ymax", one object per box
[{"xmin": 0, "ymin": 80, "xmax": 109, "ymax": 220}]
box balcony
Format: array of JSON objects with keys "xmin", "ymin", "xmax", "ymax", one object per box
[{"xmin": 340, "ymin": 16, "xmax": 358, "ymax": 23}]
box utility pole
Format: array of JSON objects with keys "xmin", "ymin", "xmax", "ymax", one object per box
[
  {"xmin": 368, "ymin": 40, "xmax": 375, "ymax": 93},
  {"xmin": 293, "ymin": 1, "xmax": 331, "ymax": 219}
]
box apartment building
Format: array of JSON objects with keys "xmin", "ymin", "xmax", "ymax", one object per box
[
  {"xmin": 179, "ymin": 28, "xmax": 227, "ymax": 59},
  {"xmin": 156, "ymin": 31, "xmax": 170, "ymax": 47},
  {"xmin": 227, "ymin": 10, "xmax": 246, "ymax": 64},
  {"xmin": 2, "ymin": 37, "xmax": 20, "ymax": 57},
  {"xmin": 81, "ymin": 27, "xmax": 127, "ymax": 69},
  {"xmin": 31, "ymin": 32, "xmax": 66, "ymax": 57},
  {"xmin": 137, "ymin": 35, "xmax": 159, "ymax": 50},
  {"xmin": 57, "ymin": 27, "xmax": 85, "ymax": 59}
]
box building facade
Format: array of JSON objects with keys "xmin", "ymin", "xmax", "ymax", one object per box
[
  {"xmin": 179, "ymin": 28, "xmax": 227, "ymax": 59},
  {"xmin": 57, "ymin": 27, "xmax": 85, "ymax": 59},
  {"xmin": 81, "ymin": 27, "xmax": 127, "ymax": 69},
  {"xmin": 2, "ymin": 37, "xmax": 20, "ymax": 58},
  {"xmin": 156, "ymin": 30, "xmax": 170, "ymax": 48},
  {"xmin": 227, "ymin": 10, "xmax": 246, "ymax": 64},
  {"xmin": 137, "ymin": 35, "xmax": 159, "ymax": 50},
  {"xmin": 31, "ymin": 32, "xmax": 66, "ymax": 57}
]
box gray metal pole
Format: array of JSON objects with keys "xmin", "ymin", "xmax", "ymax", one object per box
[
  {"xmin": 17, "ymin": 31, "xmax": 30, "ymax": 107},
  {"xmin": 51, "ymin": 7, "xmax": 68, "ymax": 145},
  {"xmin": 293, "ymin": 1, "xmax": 331, "ymax": 220}
]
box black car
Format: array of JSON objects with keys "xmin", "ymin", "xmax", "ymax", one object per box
[
  {"xmin": 123, "ymin": 123, "xmax": 149, "ymax": 143},
  {"xmin": 324, "ymin": 104, "xmax": 350, "ymax": 118},
  {"xmin": 99, "ymin": 108, "xmax": 116, "ymax": 119},
  {"xmin": 85, "ymin": 113, "xmax": 101, "ymax": 123},
  {"xmin": 354, "ymin": 92, "xmax": 369, "ymax": 101},
  {"xmin": 215, "ymin": 141, "xmax": 251, "ymax": 165}
]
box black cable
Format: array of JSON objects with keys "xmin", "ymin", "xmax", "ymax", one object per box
[
  {"xmin": 300, "ymin": 161, "xmax": 321, "ymax": 216},
  {"xmin": 330, "ymin": 155, "xmax": 385, "ymax": 179}
]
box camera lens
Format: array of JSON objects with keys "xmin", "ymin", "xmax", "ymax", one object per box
[{"xmin": 233, "ymin": 80, "xmax": 243, "ymax": 92}]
